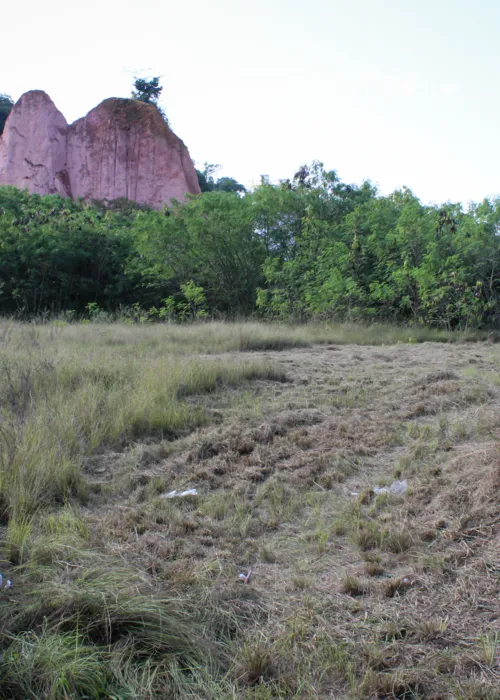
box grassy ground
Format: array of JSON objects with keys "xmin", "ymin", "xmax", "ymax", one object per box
[{"xmin": 0, "ymin": 321, "xmax": 499, "ymax": 698}]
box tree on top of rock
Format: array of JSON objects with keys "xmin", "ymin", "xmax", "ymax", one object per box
[
  {"xmin": 0, "ymin": 94, "xmax": 14, "ymax": 135},
  {"xmin": 131, "ymin": 77, "xmax": 169, "ymax": 126},
  {"xmin": 132, "ymin": 77, "xmax": 163, "ymax": 105}
]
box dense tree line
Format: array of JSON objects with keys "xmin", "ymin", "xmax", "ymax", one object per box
[{"xmin": 0, "ymin": 161, "xmax": 499, "ymax": 328}]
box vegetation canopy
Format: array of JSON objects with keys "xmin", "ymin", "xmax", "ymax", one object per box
[{"xmin": 0, "ymin": 157, "xmax": 499, "ymax": 328}]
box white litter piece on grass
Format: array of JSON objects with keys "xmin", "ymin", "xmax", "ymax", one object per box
[
  {"xmin": 161, "ymin": 488, "xmax": 199, "ymax": 499},
  {"xmin": 373, "ymin": 479, "xmax": 407, "ymax": 497},
  {"xmin": 350, "ymin": 480, "xmax": 408, "ymax": 498},
  {"xmin": 0, "ymin": 573, "xmax": 12, "ymax": 590},
  {"xmin": 239, "ymin": 569, "xmax": 252, "ymax": 584}
]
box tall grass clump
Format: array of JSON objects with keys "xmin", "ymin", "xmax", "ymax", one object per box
[{"xmin": 0, "ymin": 323, "xmax": 283, "ymax": 521}]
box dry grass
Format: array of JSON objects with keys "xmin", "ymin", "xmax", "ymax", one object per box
[
  {"xmin": 4, "ymin": 317, "xmax": 485, "ymax": 356},
  {"xmin": 0, "ymin": 320, "xmax": 499, "ymax": 698}
]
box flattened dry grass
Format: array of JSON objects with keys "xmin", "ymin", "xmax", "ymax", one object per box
[{"xmin": 1, "ymin": 321, "xmax": 499, "ymax": 698}]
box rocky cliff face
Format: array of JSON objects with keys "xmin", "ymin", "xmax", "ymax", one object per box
[{"xmin": 0, "ymin": 91, "xmax": 200, "ymax": 208}]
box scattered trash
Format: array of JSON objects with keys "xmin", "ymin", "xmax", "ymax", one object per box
[
  {"xmin": 350, "ymin": 480, "xmax": 408, "ymax": 498},
  {"xmin": 239, "ymin": 569, "xmax": 252, "ymax": 584},
  {"xmin": 373, "ymin": 479, "xmax": 407, "ymax": 497},
  {"xmin": 0, "ymin": 573, "xmax": 12, "ymax": 590},
  {"xmin": 161, "ymin": 488, "xmax": 199, "ymax": 499}
]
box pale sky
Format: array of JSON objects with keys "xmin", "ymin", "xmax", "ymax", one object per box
[{"xmin": 3, "ymin": 0, "xmax": 500, "ymax": 204}]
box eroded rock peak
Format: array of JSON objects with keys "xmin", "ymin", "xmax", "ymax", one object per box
[{"xmin": 0, "ymin": 90, "xmax": 200, "ymax": 208}]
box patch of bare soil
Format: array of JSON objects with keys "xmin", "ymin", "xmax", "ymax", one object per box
[{"xmin": 86, "ymin": 342, "xmax": 500, "ymax": 698}]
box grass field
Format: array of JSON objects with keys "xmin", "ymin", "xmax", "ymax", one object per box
[{"xmin": 0, "ymin": 321, "xmax": 499, "ymax": 699}]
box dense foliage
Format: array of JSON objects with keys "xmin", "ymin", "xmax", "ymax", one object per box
[
  {"xmin": 0, "ymin": 93, "xmax": 14, "ymax": 135},
  {"xmin": 0, "ymin": 160, "xmax": 499, "ymax": 327}
]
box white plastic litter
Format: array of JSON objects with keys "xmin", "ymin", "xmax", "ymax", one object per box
[
  {"xmin": 350, "ymin": 480, "xmax": 408, "ymax": 498},
  {"xmin": 0, "ymin": 573, "xmax": 12, "ymax": 590},
  {"xmin": 239, "ymin": 569, "xmax": 252, "ymax": 584},
  {"xmin": 373, "ymin": 480, "xmax": 408, "ymax": 497},
  {"xmin": 161, "ymin": 488, "xmax": 198, "ymax": 499}
]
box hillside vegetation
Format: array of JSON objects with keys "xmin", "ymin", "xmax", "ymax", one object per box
[
  {"xmin": 0, "ymin": 321, "xmax": 499, "ymax": 698},
  {"xmin": 0, "ymin": 160, "xmax": 500, "ymax": 327}
]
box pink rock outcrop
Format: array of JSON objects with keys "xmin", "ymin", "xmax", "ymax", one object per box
[
  {"xmin": 0, "ymin": 91, "xmax": 70, "ymax": 197},
  {"xmin": 0, "ymin": 91, "xmax": 200, "ymax": 208}
]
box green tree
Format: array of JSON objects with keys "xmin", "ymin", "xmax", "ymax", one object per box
[
  {"xmin": 131, "ymin": 191, "xmax": 264, "ymax": 312},
  {"xmin": 131, "ymin": 77, "xmax": 169, "ymax": 126},
  {"xmin": 214, "ymin": 176, "xmax": 246, "ymax": 194},
  {"xmin": 131, "ymin": 77, "xmax": 163, "ymax": 104},
  {"xmin": 196, "ymin": 163, "xmax": 220, "ymax": 192},
  {"xmin": 195, "ymin": 163, "xmax": 246, "ymax": 194},
  {"xmin": 0, "ymin": 94, "xmax": 14, "ymax": 135}
]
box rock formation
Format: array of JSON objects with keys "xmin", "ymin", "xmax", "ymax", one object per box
[
  {"xmin": 0, "ymin": 91, "xmax": 70, "ymax": 198},
  {"xmin": 0, "ymin": 90, "xmax": 200, "ymax": 208}
]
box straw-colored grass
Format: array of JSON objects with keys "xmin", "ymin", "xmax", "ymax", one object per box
[{"xmin": 0, "ymin": 320, "xmax": 499, "ymax": 698}]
